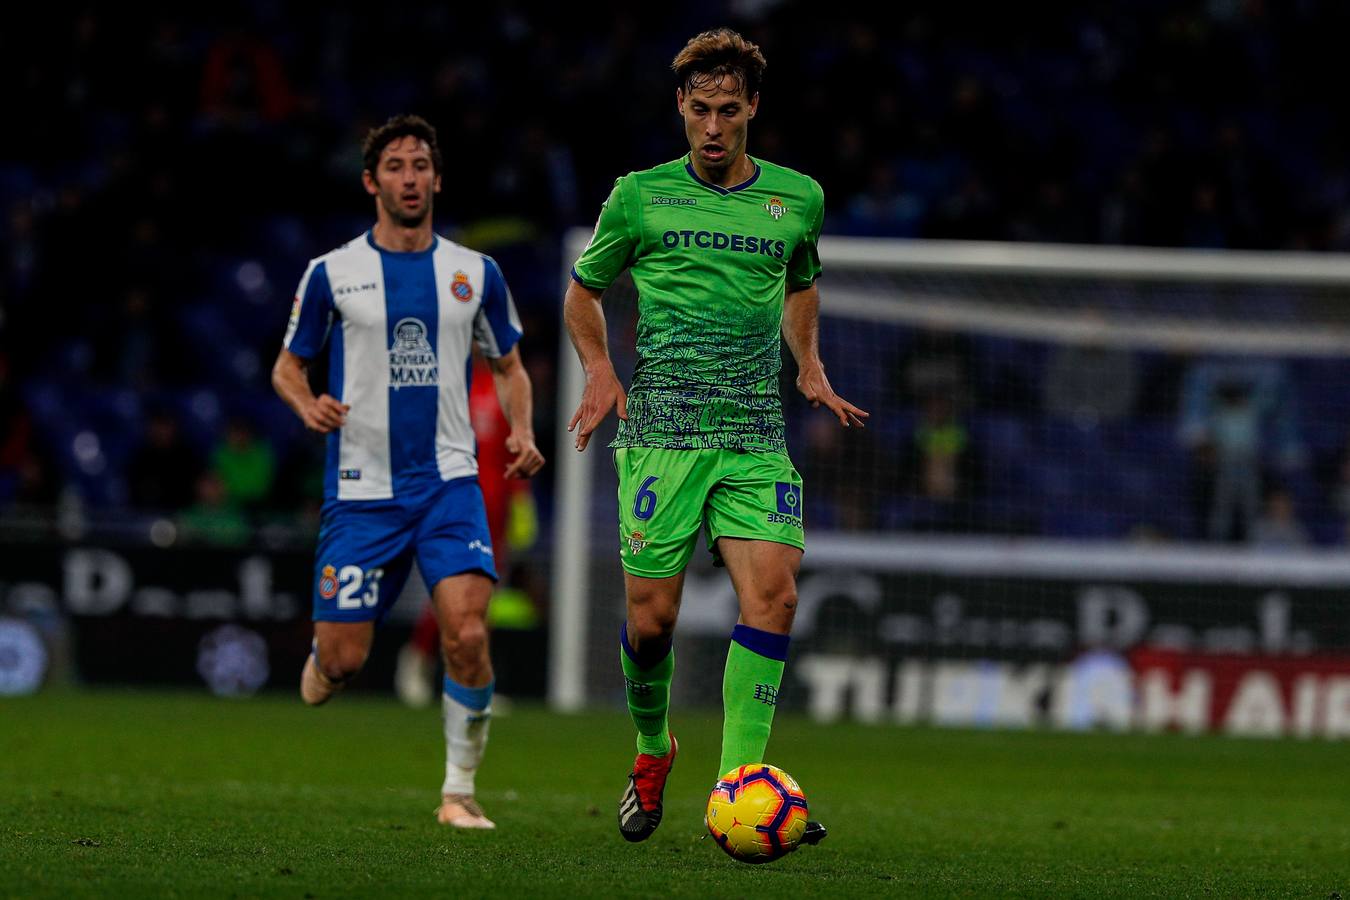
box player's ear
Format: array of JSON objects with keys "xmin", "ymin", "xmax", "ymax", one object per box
[
  {"xmin": 361, "ymin": 169, "xmax": 378, "ymax": 197},
  {"xmin": 676, "ymin": 88, "xmax": 685, "ymax": 116},
  {"xmin": 748, "ymin": 92, "xmax": 759, "ymax": 119},
  {"xmin": 433, "ymin": 172, "xmax": 442, "ymax": 194}
]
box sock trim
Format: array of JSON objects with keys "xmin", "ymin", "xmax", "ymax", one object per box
[
  {"xmin": 620, "ymin": 622, "xmax": 671, "ymax": 669},
  {"xmin": 730, "ymin": 624, "xmax": 790, "ymax": 661},
  {"xmin": 443, "ymin": 676, "xmax": 494, "ymax": 711}
]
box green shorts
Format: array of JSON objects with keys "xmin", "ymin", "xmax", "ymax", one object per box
[{"xmin": 614, "ymin": 447, "xmax": 805, "ymax": 578}]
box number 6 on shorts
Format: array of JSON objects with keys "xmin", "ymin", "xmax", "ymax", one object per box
[{"xmin": 633, "ymin": 476, "xmax": 659, "ymax": 520}]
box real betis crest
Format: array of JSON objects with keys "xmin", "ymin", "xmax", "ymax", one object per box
[
  {"xmin": 628, "ymin": 531, "xmax": 649, "ymax": 555},
  {"xmin": 764, "ymin": 197, "xmax": 788, "ymax": 220}
]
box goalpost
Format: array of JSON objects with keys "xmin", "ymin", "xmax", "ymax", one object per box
[{"xmin": 550, "ymin": 229, "xmax": 1350, "ymax": 737}]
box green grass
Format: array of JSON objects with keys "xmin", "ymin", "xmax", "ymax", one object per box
[{"xmin": 1, "ymin": 690, "xmax": 1348, "ymax": 898}]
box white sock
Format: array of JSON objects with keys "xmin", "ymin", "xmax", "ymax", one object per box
[{"xmin": 441, "ymin": 678, "xmax": 493, "ymax": 796}]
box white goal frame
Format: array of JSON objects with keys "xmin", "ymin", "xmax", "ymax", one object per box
[{"xmin": 548, "ymin": 230, "xmax": 1350, "ymax": 710}]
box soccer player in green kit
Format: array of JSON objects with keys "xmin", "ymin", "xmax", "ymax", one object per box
[{"xmin": 563, "ymin": 28, "xmax": 868, "ymax": 844}]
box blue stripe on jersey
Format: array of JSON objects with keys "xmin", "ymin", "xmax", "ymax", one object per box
[
  {"xmin": 481, "ymin": 258, "xmax": 521, "ymax": 355},
  {"xmin": 289, "ymin": 261, "xmax": 333, "ymax": 358},
  {"xmin": 325, "ymin": 318, "xmax": 346, "ymax": 499},
  {"xmin": 324, "ymin": 315, "xmax": 348, "ymax": 499},
  {"xmin": 381, "ymin": 246, "xmax": 441, "ymax": 494}
]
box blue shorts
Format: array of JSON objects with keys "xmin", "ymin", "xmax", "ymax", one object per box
[{"xmin": 311, "ymin": 475, "xmax": 497, "ymax": 623}]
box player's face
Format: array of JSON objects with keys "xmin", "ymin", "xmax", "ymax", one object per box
[
  {"xmin": 363, "ymin": 135, "xmax": 441, "ymax": 227},
  {"xmin": 678, "ymin": 79, "xmax": 758, "ymax": 175}
]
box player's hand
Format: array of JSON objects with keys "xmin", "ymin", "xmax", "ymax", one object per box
[
  {"xmin": 568, "ymin": 364, "xmax": 627, "ymax": 452},
  {"xmin": 504, "ymin": 431, "xmax": 545, "ymax": 479},
  {"xmin": 797, "ymin": 363, "xmax": 868, "ymax": 428},
  {"xmin": 302, "ymin": 394, "xmax": 350, "ymax": 433}
]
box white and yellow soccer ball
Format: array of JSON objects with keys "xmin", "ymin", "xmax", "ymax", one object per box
[{"xmin": 705, "ymin": 763, "xmax": 809, "ymax": 864}]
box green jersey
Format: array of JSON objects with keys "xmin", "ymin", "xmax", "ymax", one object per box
[{"xmin": 572, "ymin": 154, "xmax": 824, "ymax": 452}]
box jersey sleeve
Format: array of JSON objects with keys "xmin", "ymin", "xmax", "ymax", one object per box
[
  {"xmin": 571, "ymin": 176, "xmax": 639, "ymax": 291},
  {"xmin": 474, "ymin": 256, "xmax": 523, "ymax": 359},
  {"xmin": 284, "ymin": 259, "xmax": 334, "ymax": 358},
  {"xmin": 786, "ymin": 180, "xmax": 825, "ymax": 291}
]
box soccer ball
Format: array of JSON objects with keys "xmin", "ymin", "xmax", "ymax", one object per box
[{"xmin": 705, "ymin": 763, "xmax": 809, "ymax": 864}]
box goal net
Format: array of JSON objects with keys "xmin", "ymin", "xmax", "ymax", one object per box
[{"xmin": 550, "ymin": 231, "xmax": 1350, "ymax": 738}]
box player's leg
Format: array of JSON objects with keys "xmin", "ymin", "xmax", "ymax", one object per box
[
  {"xmin": 303, "ymin": 500, "xmax": 414, "ymax": 705},
  {"xmin": 621, "ymin": 570, "xmax": 683, "ymax": 758},
  {"xmin": 430, "ymin": 571, "xmax": 496, "ymax": 829},
  {"xmin": 613, "ymin": 447, "xmax": 709, "ymax": 841},
  {"xmin": 617, "ymin": 570, "xmax": 683, "ymax": 842},
  {"xmin": 714, "ymin": 537, "xmax": 800, "ymax": 775},
  {"xmin": 707, "ymin": 452, "xmax": 825, "ymax": 844},
  {"xmin": 413, "ymin": 475, "xmax": 499, "ymax": 829},
  {"xmin": 704, "ymin": 451, "xmax": 805, "ymax": 775}
]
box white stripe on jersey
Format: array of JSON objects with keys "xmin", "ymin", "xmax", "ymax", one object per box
[
  {"xmin": 328, "ymin": 239, "xmax": 393, "ymax": 500},
  {"xmin": 432, "ymin": 243, "xmax": 483, "ymax": 484}
]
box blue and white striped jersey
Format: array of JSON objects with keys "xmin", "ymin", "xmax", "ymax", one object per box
[{"xmin": 284, "ymin": 231, "xmax": 523, "ymax": 501}]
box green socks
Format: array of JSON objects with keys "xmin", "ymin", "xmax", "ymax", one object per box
[
  {"xmin": 620, "ymin": 625, "xmax": 674, "ymax": 757},
  {"xmin": 718, "ymin": 624, "xmax": 789, "ymax": 777}
]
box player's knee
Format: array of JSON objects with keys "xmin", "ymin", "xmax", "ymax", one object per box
[
  {"xmin": 630, "ymin": 607, "xmax": 678, "ymax": 642},
  {"xmin": 443, "ymin": 618, "xmax": 488, "ymax": 659},
  {"xmin": 744, "ymin": 586, "xmax": 798, "ymax": 630}
]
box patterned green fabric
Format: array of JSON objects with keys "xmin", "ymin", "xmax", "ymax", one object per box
[{"xmin": 572, "ymin": 155, "xmax": 825, "ymax": 452}]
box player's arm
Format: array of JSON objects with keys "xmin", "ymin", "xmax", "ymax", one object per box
[
  {"xmin": 272, "ymin": 348, "xmax": 349, "ymax": 434},
  {"xmin": 783, "ymin": 283, "xmax": 868, "ymax": 428},
  {"xmin": 488, "ymin": 346, "xmax": 545, "ymax": 479},
  {"xmin": 563, "ymin": 279, "xmax": 628, "ymax": 452}
]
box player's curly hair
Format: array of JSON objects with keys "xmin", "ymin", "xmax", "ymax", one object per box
[
  {"xmin": 672, "ymin": 28, "xmax": 767, "ymax": 99},
  {"xmin": 362, "ymin": 114, "xmax": 443, "ymax": 175}
]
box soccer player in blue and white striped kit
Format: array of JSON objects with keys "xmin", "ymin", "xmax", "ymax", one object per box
[{"xmin": 272, "ymin": 115, "xmax": 545, "ymax": 830}]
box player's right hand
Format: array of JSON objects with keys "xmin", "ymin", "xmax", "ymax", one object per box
[
  {"xmin": 302, "ymin": 394, "xmax": 350, "ymax": 433},
  {"xmin": 568, "ymin": 365, "xmax": 627, "ymax": 452}
]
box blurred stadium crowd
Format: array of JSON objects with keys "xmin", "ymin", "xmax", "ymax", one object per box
[{"xmin": 5, "ymin": 2, "xmax": 1350, "ymax": 547}]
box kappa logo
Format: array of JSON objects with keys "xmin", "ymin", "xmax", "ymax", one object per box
[
  {"xmin": 628, "ymin": 530, "xmax": 649, "ymax": 556},
  {"xmin": 318, "ymin": 565, "xmax": 338, "ymax": 600},
  {"xmin": 651, "ymin": 196, "xmax": 697, "ymax": 205},
  {"xmin": 764, "ymin": 197, "xmax": 789, "ymax": 220},
  {"xmin": 389, "ymin": 317, "xmax": 438, "ymax": 389},
  {"xmin": 450, "ymin": 270, "xmax": 474, "ymax": 302},
  {"xmin": 468, "ymin": 538, "xmax": 494, "ymax": 556}
]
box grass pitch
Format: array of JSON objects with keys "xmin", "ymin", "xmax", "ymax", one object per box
[{"xmin": 2, "ymin": 689, "xmax": 1348, "ymax": 898}]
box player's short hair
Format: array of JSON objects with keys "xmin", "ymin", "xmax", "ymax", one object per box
[
  {"xmin": 672, "ymin": 28, "xmax": 767, "ymax": 100},
  {"xmin": 362, "ymin": 114, "xmax": 443, "ymax": 175}
]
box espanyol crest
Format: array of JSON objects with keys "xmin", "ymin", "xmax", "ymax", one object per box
[
  {"xmin": 764, "ymin": 197, "xmax": 788, "ymax": 220},
  {"xmin": 451, "ymin": 270, "xmax": 474, "ymax": 302}
]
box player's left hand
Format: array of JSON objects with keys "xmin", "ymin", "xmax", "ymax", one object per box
[
  {"xmin": 504, "ymin": 431, "xmax": 545, "ymax": 479},
  {"xmin": 797, "ymin": 363, "xmax": 869, "ymax": 428}
]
